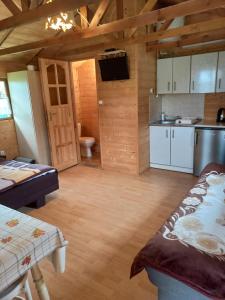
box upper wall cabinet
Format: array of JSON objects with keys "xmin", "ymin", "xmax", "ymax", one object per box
[
  {"xmin": 190, "ymin": 53, "xmax": 218, "ymax": 94},
  {"xmin": 173, "ymin": 56, "xmax": 191, "ymax": 94},
  {"xmin": 157, "ymin": 56, "xmax": 190, "ymax": 94},
  {"xmin": 216, "ymin": 51, "xmax": 225, "ymax": 93},
  {"xmin": 157, "ymin": 58, "xmax": 173, "ymax": 94}
]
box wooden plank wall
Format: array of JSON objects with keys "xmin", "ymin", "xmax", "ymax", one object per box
[
  {"xmin": 96, "ymin": 46, "xmax": 138, "ymax": 174},
  {"xmin": 0, "ymin": 119, "xmax": 18, "ymax": 159},
  {"xmin": 204, "ymin": 93, "xmax": 225, "ymax": 120},
  {"xmin": 95, "ymin": 0, "xmax": 155, "ymax": 174},
  {"xmin": 0, "ymin": 63, "xmax": 23, "ymax": 159},
  {"xmin": 72, "ymin": 60, "xmax": 100, "ymax": 152}
]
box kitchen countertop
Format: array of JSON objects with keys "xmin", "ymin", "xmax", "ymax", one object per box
[{"xmin": 150, "ymin": 120, "xmax": 225, "ymax": 129}]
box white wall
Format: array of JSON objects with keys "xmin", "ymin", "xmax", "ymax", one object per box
[{"xmin": 161, "ymin": 94, "xmax": 205, "ymax": 119}]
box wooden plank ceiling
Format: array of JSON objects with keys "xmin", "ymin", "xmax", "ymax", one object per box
[{"xmin": 0, "ymin": 0, "xmax": 225, "ymax": 64}]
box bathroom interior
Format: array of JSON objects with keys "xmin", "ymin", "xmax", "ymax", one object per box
[{"xmin": 72, "ymin": 59, "xmax": 101, "ymax": 168}]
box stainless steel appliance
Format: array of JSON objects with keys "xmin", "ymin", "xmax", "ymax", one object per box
[{"xmin": 194, "ymin": 128, "xmax": 225, "ymax": 176}]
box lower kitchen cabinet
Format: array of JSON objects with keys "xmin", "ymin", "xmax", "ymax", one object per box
[
  {"xmin": 150, "ymin": 126, "xmax": 195, "ymax": 173},
  {"xmin": 150, "ymin": 126, "xmax": 170, "ymax": 165}
]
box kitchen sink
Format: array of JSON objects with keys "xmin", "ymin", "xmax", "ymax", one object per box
[{"xmin": 153, "ymin": 120, "xmax": 176, "ymax": 125}]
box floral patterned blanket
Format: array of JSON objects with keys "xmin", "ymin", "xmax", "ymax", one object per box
[{"xmin": 131, "ymin": 163, "xmax": 225, "ymax": 300}]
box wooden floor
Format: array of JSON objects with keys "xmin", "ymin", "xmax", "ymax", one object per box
[{"xmin": 26, "ymin": 165, "xmax": 197, "ymax": 300}]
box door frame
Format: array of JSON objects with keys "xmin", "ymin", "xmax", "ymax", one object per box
[{"xmin": 69, "ymin": 59, "xmax": 102, "ymax": 167}]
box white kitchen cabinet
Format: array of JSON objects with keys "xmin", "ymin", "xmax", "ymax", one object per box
[
  {"xmin": 216, "ymin": 51, "xmax": 225, "ymax": 92},
  {"xmin": 170, "ymin": 127, "xmax": 194, "ymax": 169},
  {"xmin": 150, "ymin": 126, "xmax": 194, "ymax": 173},
  {"xmin": 191, "ymin": 53, "xmax": 218, "ymax": 93},
  {"xmin": 150, "ymin": 126, "xmax": 170, "ymax": 165},
  {"xmin": 173, "ymin": 56, "xmax": 191, "ymax": 94},
  {"xmin": 157, "ymin": 58, "xmax": 173, "ymax": 94}
]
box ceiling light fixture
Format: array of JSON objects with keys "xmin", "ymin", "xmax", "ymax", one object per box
[{"xmin": 45, "ymin": 0, "xmax": 74, "ymax": 32}]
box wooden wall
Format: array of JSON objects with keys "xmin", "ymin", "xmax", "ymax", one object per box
[
  {"xmin": 72, "ymin": 60, "xmax": 100, "ymax": 152},
  {"xmin": 0, "ymin": 119, "xmax": 18, "ymax": 159},
  {"xmin": 0, "ymin": 63, "xmax": 22, "ymax": 160},
  {"xmin": 204, "ymin": 93, "xmax": 225, "ymax": 120},
  {"xmin": 96, "ymin": 0, "xmax": 156, "ymax": 174}
]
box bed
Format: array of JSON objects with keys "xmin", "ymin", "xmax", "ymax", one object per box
[
  {"xmin": 0, "ymin": 160, "xmax": 59, "ymax": 209},
  {"xmin": 131, "ymin": 163, "xmax": 225, "ymax": 300}
]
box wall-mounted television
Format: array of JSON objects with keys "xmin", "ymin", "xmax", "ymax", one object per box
[{"xmin": 98, "ymin": 51, "xmax": 129, "ymax": 81}]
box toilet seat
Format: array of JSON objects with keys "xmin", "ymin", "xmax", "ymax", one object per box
[{"xmin": 79, "ymin": 137, "xmax": 95, "ymax": 144}]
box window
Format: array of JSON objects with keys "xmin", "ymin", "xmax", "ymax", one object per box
[{"xmin": 0, "ymin": 79, "xmax": 12, "ymax": 119}]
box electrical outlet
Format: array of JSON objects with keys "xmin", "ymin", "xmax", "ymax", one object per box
[{"xmin": 0, "ymin": 150, "xmax": 6, "ymax": 156}]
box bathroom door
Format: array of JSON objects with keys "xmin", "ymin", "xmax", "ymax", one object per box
[{"xmin": 39, "ymin": 58, "xmax": 78, "ymax": 171}]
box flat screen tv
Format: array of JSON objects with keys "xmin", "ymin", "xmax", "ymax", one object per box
[{"xmin": 98, "ymin": 54, "xmax": 129, "ymax": 81}]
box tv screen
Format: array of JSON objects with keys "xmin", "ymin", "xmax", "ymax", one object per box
[{"xmin": 98, "ymin": 54, "xmax": 129, "ymax": 81}]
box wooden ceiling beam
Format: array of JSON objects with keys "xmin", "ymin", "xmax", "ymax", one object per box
[
  {"xmin": 0, "ymin": 0, "xmax": 225, "ymax": 56},
  {"xmin": 160, "ymin": 41, "xmax": 225, "ymax": 57},
  {"xmin": 128, "ymin": 0, "xmax": 158, "ymax": 38},
  {"xmin": 20, "ymin": 0, "xmax": 30, "ymax": 11},
  {"xmin": 0, "ymin": 0, "xmax": 97, "ymax": 31},
  {"xmin": 57, "ymin": 16, "xmax": 225, "ymax": 58},
  {"xmin": 1, "ymin": 0, "xmax": 22, "ymax": 15},
  {"xmin": 89, "ymin": 0, "xmax": 111, "ymax": 27},
  {"xmin": 80, "ymin": 6, "xmax": 89, "ymax": 29},
  {"xmin": 147, "ymin": 28, "xmax": 225, "ymax": 50}
]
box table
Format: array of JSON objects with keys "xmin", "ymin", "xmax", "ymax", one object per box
[{"xmin": 0, "ymin": 204, "xmax": 67, "ymax": 300}]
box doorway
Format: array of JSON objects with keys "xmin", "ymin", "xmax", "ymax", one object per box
[{"xmin": 71, "ymin": 59, "xmax": 101, "ymax": 168}]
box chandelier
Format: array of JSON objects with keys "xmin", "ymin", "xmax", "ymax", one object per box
[{"xmin": 45, "ymin": 0, "xmax": 74, "ymax": 32}]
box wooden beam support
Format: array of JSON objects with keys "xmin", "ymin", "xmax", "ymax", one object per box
[
  {"xmin": 160, "ymin": 41, "xmax": 225, "ymax": 57},
  {"xmin": 21, "ymin": 0, "xmax": 30, "ymax": 11},
  {"xmin": 0, "ymin": 0, "xmax": 97, "ymax": 31},
  {"xmin": 80, "ymin": 6, "xmax": 89, "ymax": 29},
  {"xmin": 58, "ymin": 16, "xmax": 225, "ymax": 58},
  {"xmin": 89, "ymin": 0, "xmax": 111, "ymax": 27},
  {"xmin": 128, "ymin": 0, "xmax": 158, "ymax": 38},
  {"xmin": 1, "ymin": 0, "xmax": 21, "ymax": 15},
  {"xmin": 0, "ymin": 0, "xmax": 225, "ymax": 56}
]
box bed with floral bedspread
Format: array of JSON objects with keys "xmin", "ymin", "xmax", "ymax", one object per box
[{"xmin": 131, "ymin": 163, "xmax": 225, "ymax": 300}]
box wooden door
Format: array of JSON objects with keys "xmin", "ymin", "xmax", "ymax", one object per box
[
  {"xmin": 216, "ymin": 51, "xmax": 225, "ymax": 93},
  {"xmin": 150, "ymin": 126, "xmax": 171, "ymax": 166},
  {"xmin": 157, "ymin": 58, "xmax": 173, "ymax": 94},
  {"xmin": 191, "ymin": 53, "xmax": 218, "ymax": 94},
  {"xmin": 171, "ymin": 127, "xmax": 194, "ymax": 169},
  {"xmin": 39, "ymin": 58, "xmax": 78, "ymax": 171},
  {"xmin": 173, "ymin": 56, "xmax": 191, "ymax": 94}
]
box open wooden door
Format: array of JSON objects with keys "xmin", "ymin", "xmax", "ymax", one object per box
[{"xmin": 39, "ymin": 58, "xmax": 78, "ymax": 171}]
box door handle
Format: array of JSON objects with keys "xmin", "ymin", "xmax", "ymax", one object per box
[
  {"xmin": 166, "ymin": 129, "xmax": 168, "ymax": 138},
  {"xmin": 167, "ymin": 82, "xmax": 170, "ymax": 92},
  {"xmin": 219, "ymin": 78, "xmax": 222, "ymax": 89},
  {"xmin": 173, "ymin": 81, "xmax": 176, "ymax": 92},
  {"xmin": 195, "ymin": 131, "xmax": 198, "ymax": 145},
  {"xmin": 172, "ymin": 129, "xmax": 175, "ymax": 139},
  {"xmin": 192, "ymin": 80, "xmax": 195, "ymax": 91}
]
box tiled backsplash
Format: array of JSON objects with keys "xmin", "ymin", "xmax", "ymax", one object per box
[{"xmin": 161, "ymin": 94, "xmax": 205, "ymax": 119}]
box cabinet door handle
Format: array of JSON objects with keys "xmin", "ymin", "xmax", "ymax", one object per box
[
  {"xmin": 167, "ymin": 82, "xmax": 170, "ymax": 92},
  {"xmin": 219, "ymin": 78, "xmax": 222, "ymax": 89},
  {"xmin": 172, "ymin": 129, "xmax": 175, "ymax": 139},
  {"xmin": 174, "ymin": 81, "xmax": 176, "ymax": 92},
  {"xmin": 192, "ymin": 80, "xmax": 195, "ymax": 91},
  {"xmin": 195, "ymin": 131, "xmax": 198, "ymax": 145},
  {"xmin": 166, "ymin": 129, "xmax": 168, "ymax": 138}
]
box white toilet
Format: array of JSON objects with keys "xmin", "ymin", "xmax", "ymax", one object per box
[{"xmin": 77, "ymin": 123, "xmax": 95, "ymax": 158}]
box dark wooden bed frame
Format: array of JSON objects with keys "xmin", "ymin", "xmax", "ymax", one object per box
[{"xmin": 0, "ymin": 170, "xmax": 59, "ymax": 209}]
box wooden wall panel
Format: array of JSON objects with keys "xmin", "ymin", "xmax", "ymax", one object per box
[
  {"xmin": 137, "ymin": 45, "xmax": 156, "ymax": 173},
  {"xmin": 0, "ymin": 119, "xmax": 18, "ymax": 159},
  {"xmin": 204, "ymin": 93, "xmax": 225, "ymax": 121},
  {"xmin": 96, "ymin": 46, "xmax": 139, "ymax": 174},
  {"xmin": 72, "ymin": 59, "xmax": 100, "ymax": 152}
]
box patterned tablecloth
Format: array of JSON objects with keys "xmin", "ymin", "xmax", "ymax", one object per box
[{"xmin": 0, "ymin": 204, "xmax": 65, "ymax": 293}]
